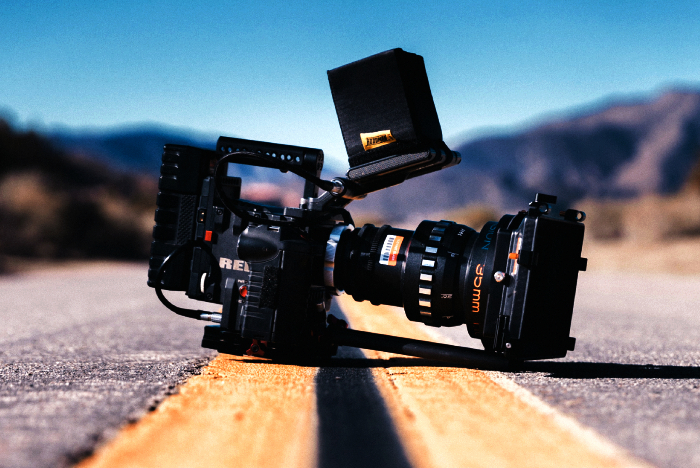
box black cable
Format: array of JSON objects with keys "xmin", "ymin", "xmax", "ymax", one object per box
[
  {"xmin": 218, "ymin": 150, "xmax": 336, "ymax": 192},
  {"xmin": 154, "ymin": 241, "xmax": 221, "ymax": 321},
  {"xmin": 214, "ymin": 152, "xmax": 304, "ymax": 227}
]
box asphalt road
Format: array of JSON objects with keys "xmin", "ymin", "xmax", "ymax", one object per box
[
  {"xmin": 1, "ymin": 263, "xmax": 700, "ymax": 467},
  {"xmin": 0, "ymin": 263, "xmax": 215, "ymax": 468},
  {"xmin": 315, "ymin": 345, "xmax": 413, "ymax": 468},
  {"xmin": 437, "ymin": 271, "xmax": 700, "ymax": 468}
]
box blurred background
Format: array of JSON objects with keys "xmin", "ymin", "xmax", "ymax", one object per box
[{"xmin": 2, "ymin": 0, "xmax": 700, "ymax": 273}]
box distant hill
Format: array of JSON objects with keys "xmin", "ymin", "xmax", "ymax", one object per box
[
  {"xmin": 48, "ymin": 125, "xmax": 217, "ymax": 176},
  {"xmin": 46, "ymin": 125, "xmax": 333, "ymax": 206},
  {"xmin": 10, "ymin": 87, "xmax": 700, "ymax": 227},
  {"xmin": 354, "ymin": 88, "xmax": 700, "ymax": 220},
  {"xmin": 0, "ymin": 120, "xmax": 157, "ymax": 262}
]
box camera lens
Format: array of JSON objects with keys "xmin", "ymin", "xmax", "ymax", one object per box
[{"xmin": 329, "ymin": 217, "xmax": 511, "ymax": 338}]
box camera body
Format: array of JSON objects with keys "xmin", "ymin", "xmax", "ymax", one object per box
[
  {"xmin": 147, "ymin": 49, "xmax": 587, "ymax": 364},
  {"xmin": 147, "ymin": 138, "xmax": 338, "ymax": 357}
]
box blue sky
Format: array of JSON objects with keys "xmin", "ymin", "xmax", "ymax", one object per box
[{"xmin": 2, "ymin": 0, "xmax": 700, "ymax": 167}]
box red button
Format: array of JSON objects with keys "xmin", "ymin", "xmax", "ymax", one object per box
[{"xmin": 204, "ymin": 230, "xmax": 212, "ymax": 242}]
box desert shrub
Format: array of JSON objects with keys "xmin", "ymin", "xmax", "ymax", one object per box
[{"xmin": 578, "ymin": 191, "xmax": 700, "ymax": 242}]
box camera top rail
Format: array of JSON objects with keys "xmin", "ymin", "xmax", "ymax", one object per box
[{"xmin": 216, "ymin": 136, "xmax": 324, "ymax": 200}]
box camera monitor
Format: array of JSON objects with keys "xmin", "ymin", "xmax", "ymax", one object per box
[{"xmin": 328, "ymin": 48, "xmax": 460, "ymax": 191}]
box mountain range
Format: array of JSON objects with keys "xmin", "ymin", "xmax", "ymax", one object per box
[
  {"xmin": 356, "ymin": 88, "xmax": 700, "ymax": 219},
  {"xmin": 5, "ymin": 87, "xmax": 699, "ymax": 262},
  {"xmin": 48, "ymin": 125, "xmax": 216, "ymax": 176},
  {"xmin": 39, "ymin": 87, "xmax": 700, "ymax": 220}
]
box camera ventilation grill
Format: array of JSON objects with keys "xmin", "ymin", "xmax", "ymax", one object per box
[
  {"xmin": 346, "ymin": 149, "xmax": 439, "ymax": 181},
  {"xmin": 176, "ymin": 195, "xmax": 197, "ymax": 244}
]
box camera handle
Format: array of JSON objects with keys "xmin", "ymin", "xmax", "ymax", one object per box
[{"xmin": 215, "ymin": 151, "xmax": 356, "ymax": 227}]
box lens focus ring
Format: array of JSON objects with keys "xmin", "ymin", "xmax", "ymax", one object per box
[
  {"xmin": 416, "ymin": 222, "xmax": 450, "ymax": 322},
  {"xmin": 401, "ymin": 220, "xmax": 477, "ymax": 327}
]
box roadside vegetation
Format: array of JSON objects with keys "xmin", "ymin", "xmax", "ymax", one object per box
[
  {"xmin": 0, "ymin": 120, "xmax": 156, "ymax": 272},
  {"xmin": 4, "ymin": 116, "xmax": 700, "ymax": 275}
]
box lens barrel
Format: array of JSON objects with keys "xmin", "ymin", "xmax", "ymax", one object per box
[
  {"xmin": 328, "ymin": 204, "xmax": 585, "ymax": 361},
  {"xmin": 332, "ymin": 224, "xmax": 413, "ymax": 308},
  {"xmin": 331, "ymin": 219, "xmax": 510, "ymax": 335},
  {"xmin": 401, "ymin": 220, "xmax": 477, "ymax": 327}
]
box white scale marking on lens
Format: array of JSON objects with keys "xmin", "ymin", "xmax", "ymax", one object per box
[
  {"xmin": 419, "ymin": 286, "xmax": 431, "ymax": 295},
  {"xmin": 422, "ymin": 259, "xmax": 436, "ymax": 268},
  {"xmin": 425, "ymin": 246, "xmax": 438, "ymax": 254},
  {"xmin": 420, "ymin": 273, "xmax": 433, "ymax": 282},
  {"xmin": 419, "ymin": 299, "xmax": 431, "ymax": 307}
]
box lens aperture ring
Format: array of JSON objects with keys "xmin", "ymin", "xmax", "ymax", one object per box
[
  {"xmin": 403, "ymin": 220, "xmax": 475, "ymax": 327},
  {"xmin": 416, "ymin": 222, "xmax": 450, "ymax": 323}
]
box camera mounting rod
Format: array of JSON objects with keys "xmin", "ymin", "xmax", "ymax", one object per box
[{"xmin": 326, "ymin": 325, "xmax": 512, "ymax": 369}]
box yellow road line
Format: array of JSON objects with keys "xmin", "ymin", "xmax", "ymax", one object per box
[
  {"xmin": 79, "ymin": 355, "xmax": 317, "ymax": 468},
  {"xmin": 80, "ymin": 296, "xmax": 650, "ymax": 468},
  {"xmin": 336, "ymin": 295, "xmax": 650, "ymax": 468}
]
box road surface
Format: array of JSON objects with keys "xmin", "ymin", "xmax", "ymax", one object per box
[
  {"xmin": 0, "ymin": 263, "xmax": 214, "ymax": 468},
  {"xmin": 1, "ymin": 263, "xmax": 699, "ymax": 467}
]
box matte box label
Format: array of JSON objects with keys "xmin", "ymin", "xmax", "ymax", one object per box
[{"xmin": 361, "ymin": 130, "xmax": 396, "ymax": 151}]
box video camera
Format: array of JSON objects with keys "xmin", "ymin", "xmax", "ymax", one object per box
[{"xmin": 147, "ymin": 49, "xmax": 587, "ymax": 366}]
